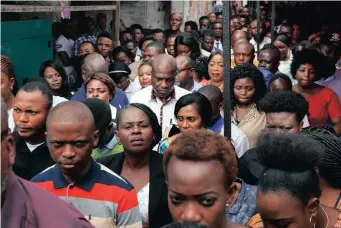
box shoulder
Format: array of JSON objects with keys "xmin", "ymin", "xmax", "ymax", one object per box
[
  {"xmin": 31, "ymin": 164, "xmax": 57, "ymax": 182},
  {"xmin": 130, "ymin": 86, "xmax": 152, "ymax": 102},
  {"xmin": 175, "ymin": 86, "xmax": 190, "ymax": 98},
  {"xmin": 96, "ymin": 153, "xmax": 120, "ymax": 167},
  {"xmin": 96, "ymin": 162, "xmax": 135, "ymax": 192}
]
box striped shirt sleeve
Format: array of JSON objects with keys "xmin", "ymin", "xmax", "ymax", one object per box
[{"xmin": 116, "ymin": 188, "xmax": 142, "ymax": 228}]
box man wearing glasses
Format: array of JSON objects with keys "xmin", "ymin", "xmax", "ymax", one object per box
[{"xmin": 175, "ymin": 55, "xmax": 202, "ymax": 92}]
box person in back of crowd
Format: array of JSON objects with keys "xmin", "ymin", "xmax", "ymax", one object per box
[
  {"xmin": 163, "ymin": 130, "xmax": 249, "ymax": 228},
  {"xmin": 213, "ymin": 21, "xmax": 223, "ymax": 51},
  {"xmin": 292, "ymin": 23, "xmax": 301, "ymax": 45},
  {"xmin": 230, "ymin": 64, "xmax": 267, "ymax": 148},
  {"xmin": 96, "ymin": 31, "xmax": 113, "ymax": 62},
  {"xmin": 1, "ymin": 99, "xmax": 94, "ymax": 228},
  {"xmin": 85, "ymin": 73, "xmax": 117, "ymax": 121},
  {"xmin": 200, "ymin": 52, "xmax": 224, "ymax": 91},
  {"xmin": 207, "ymin": 12, "xmax": 217, "ymax": 24},
  {"xmin": 112, "ymin": 46, "xmax": 134, "ymax": 65},
  {"xmin": 316, "ymin": 32, "xmax": 341, "ymax": 101},
  {"xmin": 239, "ymin": 15, "xmax": 250, "ymax": 27},
  {"xmin": 268, "ymin": 73, "xmax": 293, "ymax": 91},
  {"xmin": 12, "ymin": 82, "xmax": 55, "ymax": 180},
  {"xmin": 230, "ymin": 16, "xmax": 242, "ymax": 35},
  {"xmin": 215, "ymin": 12, "xmax": 224, "ymax": 22},
  {"xmin": 278, "ymin": 23, "xmax": 293, "ymax": 39},
  {"xmin": 292, "ymin": 49, "xmax": 341, "ymax": 136},
  {"xmin": 166, "ymin": 35, "xmax": 177, "ymax": 57},
  {"xmin": 246, "ymin": 133, "xmax": 341, "ymax": 228},
  {"xmin": 130, "ymin": 24, "xmax": 145, "ymax": 57},
  {"xmin": 175, "ymin": 55, "xmax": 202, "ymax": 92},
  {"xmin": 123, "ymin": 39, "xmax": 139, "ymax": 62},
  {"xmin": 120, "ymin": 30, "xmax": 133, "ymax": 46},
  {"xmin": 109, "ymin": 61, "xmax": 136, "ymax": 100},
  {"xmin": 241, "ymin": 5, "xmax": 251, "ymax": 17},
  {"xmin": 130, "ymin": 54, "xmax": 189, "ymax": 136},
  {"xmin": 74, "ymin": 17, "xmax": 96, "ymax": 56},
  {"xmin": 55, "ymin": 19, "xmax": 75, "ymax": 81},
  {"xmin": 98, "ymin": 103, "xmax": 173, "ymax": 228},
  {"xmin": 83, "ymin": 98, "xmax": 123, "ymax": 160},
  {"xmin": 137, "ymin": 61, "xmax": 153, "ymax": 89},
  {"xmin": 199, "ymin": 16, "xmax": 210, "ymax": 31},
  {"xmin": 258, "ymin": 44, "xmax": 280, "ymax": 74},
  {"xmin": 129, "ymin": 36, "xmax": 158, "ymax": 80},
  {"xmin": 198, "ymin": 85, "xmax": 249, "ymax": 157},
  {"xmin": 144, "ymin": 41, "xmax": 166, "ymax": 62},
  {"xmin": 233, "ymin": 41, "xmax": 256, "ymax": 67},
  {"xmin": 200, "ymin": 30, "xmax": 215, "ymax": 57},
  {"xmin": 273, "ymin": 34, "xmax": 294, "ymax": 81},
  {"xmin": 238, "ymin": 90, "xmax": 310, "ymax": 185},
  {"xmin": 152, "ymin": 28, "xmax": 166, "ymax": 44},
  {"xmin": 158, "ymin": 92, "xmax": 213, "ymax": 154},
  {"xmin": 165, "ymin": 12, "xmax": 183, "ymax": 38},
  {"xmin": 231, "ymin": 30, "xmax": 249, "ymax": 61},
  {"xmin": 303, "ymin": 127, "xmax": 341, "ymax": 210},
  {"xmin": 184, "ymin": 21, "xmax": 198, "ymax": 32},
  {"xmin": 94, "ymin": 13, "xmax": 110, "ymax": 37},
  {"xmin": 31, "ymin": 102, "xmax": 142, "ymax": 228},
  {"xmin": 1, "ymin": 55, "xmax": 17, "ymax": 132},
  {"xmin": 249, "ymin": 19, "xmax": 271, "ymax": 52},
  {"xmin": 78, "ymin": 41, "xmax": 96, "ymax": 56},
  {"xmin": 71, "ymin": 53, "xmax": 129, "ymax": 109},
  {"xmin": 39, "ymin": 59, "xmax": 72, "ymax": 99}
]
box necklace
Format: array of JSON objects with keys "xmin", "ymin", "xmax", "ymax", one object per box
[{"xmin": 320, "ymin": 205, "xmax": 329, "ymax": 228}]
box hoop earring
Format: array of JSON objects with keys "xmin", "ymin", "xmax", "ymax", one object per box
[{"xmin": 309, "ymin": 214, "xmax": 316, "ymax": 228}]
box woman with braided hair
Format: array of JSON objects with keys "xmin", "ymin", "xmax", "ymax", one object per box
[
  {"xmin": 1, "ymin": 55, "xmax": 18, "ymax": 132},
  {"xmin": 97, "ymin": 103, "xmax": 172, "ymax": 228},
  {"xmin": 303, "ymin": 127, "xmax": 341, "ymax": 210}
]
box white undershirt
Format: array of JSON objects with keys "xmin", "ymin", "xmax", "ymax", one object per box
[{"xmin": 26, "ymin": 142, "xmax": 44, "ymax": 152}]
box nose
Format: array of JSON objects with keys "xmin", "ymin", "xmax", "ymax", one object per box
[
  {"xmin": 161, "ymin": 79, "xmax": 168, "ymax": 88},
  {"xmin": 92, "ymin": 91, "xmax": 99, "ymax": 98},
  {"xmin": 240, "ymin": 88, "xmax": 247, "ymax": 96},
  {"xmin": 18, "ymin": 112, "xmax": 28, "ymax": 123},
  {"xmin": 61, "ymin": 145, "xmax": 76, "ymax": 159},
  {"xmin": 181, "ymin": 202, "xmax": 201, "ymax": 223},
  {"xmin": 131, "ymin": 125, "xmax": 141, "ymax": 134},
  {"xmin": 182, "ymin": 120, "xmax": 190, "ymax": 129}
]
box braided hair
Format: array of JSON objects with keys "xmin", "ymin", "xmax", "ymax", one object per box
[
  {"xmin": 303, "ymin": 127, "xmax": 341, "ymax": 189},
  {"xmin": 1, "ymin": 55, "xmax": 18, "ymax": 95},
  {"xmin": 117, "ymin": 103, "xmax": 162, "ymax": 148}
]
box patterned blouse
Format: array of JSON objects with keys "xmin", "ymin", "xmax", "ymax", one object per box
[{"xmin": 137, "ymin": 183, "xmax": 150, "ymax": 228}]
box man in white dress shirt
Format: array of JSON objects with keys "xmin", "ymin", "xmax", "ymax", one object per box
[
  {"xmin": 175, "ymin": 56, "xmax": 202, "ymax": 92},
  {"xmin": 213, "ymin": 21, "xmax": 223, "ymax": 51},
  {"xmin": 130, "ymin": 54, "xmax": 190, "ymax": 136},
  {"xmin": 200, "ymin": 30, "xmax": 215, "ymax": 57},
  {"xmin": 249, "ymin": 19, "xmax": 271, "ymax": 52}
]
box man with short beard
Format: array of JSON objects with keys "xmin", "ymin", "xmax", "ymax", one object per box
[
  {"xmin": 1, "ymin": 98, "xmax": 93, "ymax": 228},
  {"xmin": 164, "ymin": 13, "xmax": 182, "ymax": 38}
]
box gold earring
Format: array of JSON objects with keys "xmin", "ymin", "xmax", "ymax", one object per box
[{"xmin": 225, "ymin": 203, "xmax": 230, "ymax": 208}]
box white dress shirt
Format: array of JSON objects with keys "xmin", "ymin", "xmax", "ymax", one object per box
[
  {"xmin": 130, "ymin": 85, "xmax": 190, "ymax": 135},
  {"xmin": 214, "ymin": 39, "xmax": 223, "ymax": 51},
  {"xmin": 249, "ymin": 37, "xmax": 271, "ymax": 52},
  {"xmin": 55, "ymin": 34, "xmax": 75, "ymax": 76},
  {"xmin": 220, "ymin": 123, "xmax": 250, "ymax": 158},
  {"xmin": 201, "ymin": 48, "xmax": 212, "ymax": 57}
]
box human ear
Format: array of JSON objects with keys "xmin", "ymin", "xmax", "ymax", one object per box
[
  {"xmin": 7, "ymin": 136, "xmax": 16, "ymax": 166},
  {"xmin": 93, "ymin": 130, "xmax": 100, "ymax": 147},
  {"xmin": 225, "ymin": 182, "xmax": 238, "ymax": 207},
  {"xmin": 299, "ymin": 121, "xmax": 303, "ymax": 131},
  {"xmin": 307, "ymin": 198, "xmax": 319, "ymax": 218}
]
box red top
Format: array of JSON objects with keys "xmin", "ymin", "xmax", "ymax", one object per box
[{"xmin": 306, "ymin": 87, "xmax": 341, "ymax": 127}]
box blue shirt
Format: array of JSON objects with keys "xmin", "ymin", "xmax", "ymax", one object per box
[
  {"xmin": 191, "ymin": 81, "xmax": 202, "ymax": 92},
  {"xmin": 258, "ymin": 67, "xmax": 273, "ymax": 88},
  {"xmin": 71, "ymin": 84, "xmax": 129, "ymax": 110},
  {"xmin": 225, "ymin": 179, "xmax": 258, "ymax": 225},
  {"xmin": 209, "ymin": 114, "xmax": 224, "ymax": 133}
]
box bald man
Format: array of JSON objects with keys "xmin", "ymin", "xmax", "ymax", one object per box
[
  {"xmin": 231, "ymin": 30, "xmax": 248, "ymax": 48},
  {"xmin": 198, "ymin": 86, "xmax": 249, "ymax": 158},
  {"xmin": 164, "ymin": 12, "xmax": 183, "ymax": 38},
  {"xmin": 1, "ymin": 98, "xmax": 94, "ymax": 228},
  {"xmin": 130, "ymin": 54, "xmax": 190, "ymax": 135},
  {"xmin": 71, "ymin": 53, "xmax": 129, "ymax": 109},
  {"xmin": 233, "ymin": 41, "xmax": 255, "ymax": 66},
  {"xmin": 175, "ymin": 55, "xmax": 202, "ymax": 91},
  {"xmin": 31, "ymin": 101, "xmax": 142, "ymax": 228}
]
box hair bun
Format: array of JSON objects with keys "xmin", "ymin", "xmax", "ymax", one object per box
[{"xmin": 257, "ymin": 133, "xmax": 323, "ymax": 172}]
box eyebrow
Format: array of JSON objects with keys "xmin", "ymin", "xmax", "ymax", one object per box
[{"xmin": 169, "ymin": 189, "xmax": 219, "ymax": 197}]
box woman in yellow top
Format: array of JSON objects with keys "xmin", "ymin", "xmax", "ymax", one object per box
[
  {"xmin": 200, "ymin": 52, "xmax": 224, "ymax": 92},
  {"xmin": 247, "ymin": 133, "xmax": 341, "ymax": 228},
  {"xmin": 230, "ymin": 64, "xmax": 267, "ymax": 148}
]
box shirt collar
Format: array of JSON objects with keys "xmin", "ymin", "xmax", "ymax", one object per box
[
  {"xmin": 104, "ymin": 136, "xmax": 118, "ymax": 150},
  {"xmin": 151, "ymin": 88, "xmax": 176, "ymax": 104},
  {"xmin": 51, "ymin": 159, "xmax": 100, "ymax": 192}
]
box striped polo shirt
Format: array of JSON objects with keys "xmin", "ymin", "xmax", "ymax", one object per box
[{"xmin": 31, "ymin": 160, "xmax": 142, "ymax": 228}]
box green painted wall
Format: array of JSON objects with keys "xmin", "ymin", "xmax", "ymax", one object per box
[{"xmin": 1, "ymin": 20, "xmax": 53, "ymax": 87}]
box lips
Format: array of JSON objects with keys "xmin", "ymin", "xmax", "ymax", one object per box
[
  {"xmin": 17, "ymin": 127, "xmax": 32, "ymax": 133},
  {"xmin": 131, "ymin": 138, "xmax": 144, "ymax": 146}
]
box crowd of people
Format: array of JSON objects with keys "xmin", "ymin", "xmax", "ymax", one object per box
[{"xmin": 1, "ymin": 2, "xmax": 341, "ymax": 228}]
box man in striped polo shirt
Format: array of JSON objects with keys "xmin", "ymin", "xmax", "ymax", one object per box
[{"xmin": 31, "ymin": 101, "xmax": 142, "ymax": 228}]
